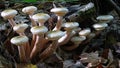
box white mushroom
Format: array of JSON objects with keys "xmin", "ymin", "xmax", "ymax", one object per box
[
  {"xmin": 30, "ymin": 26, "xmax": 48, "ymax": 59},
  {"xmin": 32, "ymin": 13, "xmax": 50, "ymax": 26},
  {"xmin": 58, "ymin": 22, "xmax": 79, "ymax": 46},
  {"xmin": 51, "ymin": 7, "xmax": 68, "ymax": 30},
  {"xmin": 79, "ymin": 28, "xmax": 91, "ymax": 36},
  {"xmin": 63, "ymin": 36, "xmax": 86, "ymax": 51},
  {"xmin": 1, "ymin": 9, "xmax": 17, "ymax": 27},
  {"xmin": 22, "ymin": 6, "xmax": 37, "ymax": 26},
  {"xmin": 96, "ymin": 15, "xmax": 114, "ymax": 23},
  {"xmin": 39, "ymin": 30, "xmax": 65, "ymax": 61},
  {"xmin": 11, "ymin": 36, "xmax": 28, "ymax": 62},
  {"xmin": 93, "ymin": 23, "xmax": 108, "ymax": 31}
]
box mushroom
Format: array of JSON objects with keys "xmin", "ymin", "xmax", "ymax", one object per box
[
  {"xmin": 96, "ymin": 15, "xmax": 114, "ymax": 23},
  {"xmin": 32, "ymin": 13, "xmax": 50, "ymax": 26},
  {"xmin": 39, "ymin": 30, "xmax": 65, "ymax": 61},
  {"xmin": 93, "ymin": 23, "xmax": 108, "ymax": 31},
  {"xmin": 58, "ymin": 22, "xmax": 79, "ymax": 46},
  {"xmin": 31, "ymin": 13, "xmax": 50, "ymax": 50},
  {"xmin": 22, "ymin": 6, "xmax": 37, "ymax": 26},
  {"xmin": 93, "ymin": 23, "xmax": 108, "ymax": 36},
  {"xmin": 10, "ymin": 36, "xmax": 28, "ymax": 62},
  {"xmin": 63, "ymin": 36, "xmax": 86, "ymax": 51},
  {"xmin": 50, "ymin": 7, "xmax": 68, "ymax": 30},
  {"xmin": 1, "ymin": 9, "xmax": 17, "ymax": 27},
  {"xmin": 79, "ymin": 28, "xmax": 91, "ymax": 36},
  {"xmin": 30, "ymin": 26, "xmax": 48, "ymax": 59},
  {"xmin": 13, "ymin": 23, "xmax": 28, "ymax": 35},
  {"xmin": 13, "ymin": 23, "xmax": 30, "ymax": 58}
]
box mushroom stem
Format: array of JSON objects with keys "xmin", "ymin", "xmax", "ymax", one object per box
[
  {"xmin": 58, "ymin": 30, "xmax": 73, "ymax": 46},
  {"xmin": 18, "ymin": 45, "xmax": 26, "ymax": 62},
  {"xmin": 53, "ymin": 16, "xmax": 63, "ymax": 31},
  {"xmin": 29, "ymin": 14, "xmax": 37, "ymax": 26},
  {"xmin": 30, "ymin": 35, "xmax": 44, "ymax": 59},
  {"xmin": 8, "ymin": 18, "xmax": 16, "ymax": 27},
  {"xmin": 39, "ymin": 40, "xmax": 58, "ymax": 62}
]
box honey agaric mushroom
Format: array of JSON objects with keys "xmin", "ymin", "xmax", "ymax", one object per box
[
  {"xmin": 79, "ymin": 28, "xmax": 91, "ymax": 36},
  {"xmin": 13, "ymin": 23, "xmax": 28, "ymax": 35},
  {"xmin": 39, "ymin": 30, "xmax": 65, "ymax": 61},
  {"xmin": 1, "ymin": 9, "xmax": 17, "ymax": 27},
  {"xmin": 22, "ymin": 6, "xmax": 37, "ymax": 26},
  {"xmin": 63, "ymin": 36, "xmax": 86, "ymax": 51},
  {"xmin": 31, "ymin": 13, "xmax": 50, "ymax": 50},
  {"xmin": 32, "ymin": 13, "xmax": 50, "ymax": 26},
  {"xmin": 13, "ymin": 23, "xmax": 30, "ymax": 59},
  {"xmin": 30, "ymin": 26, "xmax": 48, "ymax": 59},
  {"xmin": 58, "ymin": 22, "xmax": 79, "ymax": 46},
  {"xmin": 10, "ymin": 36, "xmax": 28, "ymax": 62},
  {"xmin": 93, "ymin": 23, "xmax": 108, "ymax": 31},
  {"xmin": 51, "ymin": 7, "xmax": 68, "ymax": 30},
  {"xmin": 96, "ymin": 15, "xmax": 114, "ymax": 23}
]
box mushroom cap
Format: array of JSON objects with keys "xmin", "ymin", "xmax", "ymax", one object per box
[
  {"xmin": 50, "ymin": 7, "xmax": 68, "ymax": 16},
  {"xmin": 13, "ymin": 23, "xmax": 28, "ymax": 33},
  {"xmin": 96, "ymin": 15, "xmax": 114, "ymax": 22},
  {"xmin": 62, "ymin": 22, "xmax": 79, "ymax": 30},
  {"xmin": 11, "ymin": 36, "xmax": 28, "ymax": 45},
  {"xmin": 32, "ymin": 13, "xmax": 50, "ymax": 23},
  {"xmin": 30, "ymin": 26, "xmax": 48, "ymax": 35},
  {"xmin": 1, "ymin": 9, "xmax": 17, "ymax": 19},
  {"xmin": 22, "ymin": 6, "xmax": 37, "ymax": 14},
  {"xmin": 46, "ymin": 30, "xmax": 65, "ymax": 40},
  {"xmin": 71, "ymin": 36, "xmax": 86, "ymax": 44},
  {"xmin": 79, "ymin": 28, "xmax": 91, "ymax": 36},
  {"xmin": 93, "ymin": 23, "xmax": 108, "ymax": 31}
]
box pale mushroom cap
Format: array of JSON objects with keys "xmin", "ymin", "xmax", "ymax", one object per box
[
  {"xmin": 13, "ymin": 23, "xmax": 28, "ymax": 33},
  {"xmin": 96, "ymin": 15, "xmax": 114, "ymax": 22},
  {"xmin": 71, "ymin": 36, "xmax": 86, "ymax": 44},
  {"xmin": 62, "ymin": 22, "xmax": 79, "ymax": 30},
  {"xmin": 79, "ymin": 28, "xmax": 91, "ymax": 36},
  {"xmin": 30, "ymin": 26, "xmax": 48, "ymax": 35},
  {"xmin": 11, "ymin": 36, "xmax": 28, "ymax": 45},
  {"xmin": 93, "ymin": 23, "xmax": 108, "ymax": 31},
  {"xmin": 50, "ymin": 7, "xmax": 68, "ymax": 16},
  {"xmin": 22, "ymin": 6, "xmax": 37, "ymax": 14},
  {"xmin": 1, "ymin": 9, "xmax": 17, "ymax": 19},
  {"xmin": 32, "ymin": 13, "xmax": 50, "ymax": 23},
  {"xmin": 46, "ymin": 30, "xmax": 65, "ymax": 40}
]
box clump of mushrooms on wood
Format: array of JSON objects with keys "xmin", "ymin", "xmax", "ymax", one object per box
[{"xmin": 1, "ymin": 3, "xmax": 114, "ymax": 65}]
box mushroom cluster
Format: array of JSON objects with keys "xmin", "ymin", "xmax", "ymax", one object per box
[{"xmin": 1, "ymin": 4, "xmax": 114, "ymax": 66}]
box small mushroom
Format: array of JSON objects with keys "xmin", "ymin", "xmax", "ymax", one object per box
[
  {"xmin": 32, "ymin": 13, "xmax": 50, "ymax": 26},
  {"xmin": 30, "ymin": 26, "xmax": 48, "ymax": 59},
  {"xmin": 58, "ymin": 22, "xmax": 79, "ymax": 46},
  {"xmin": 63, "ymin": 36, "xmax": 86, "ymax": 51},
  {"xmin": 96, "ymin": 15, "xmax": 114, "ymax": 23},
  {"xmin": 13, "ymin": 23, "xmax": 28, "ymax": 35},
  {"xmin": 51, "ymin": 7, "xmax": 68, "ymax": 30},
  {"xmin": 39, "ymin": 30, "xmax": 65, "ymax": 61},
  {"xmin": 1, "ymin": 9, "xmax": 17, "ymax": 27},
  {"xmin": 22, "ymin": 6, "xmax": 37, "ymax": 26},
  {"xmin": 13, "ymin": 23, "xmax": 30, "ymax": 59},
  {"xmin": 93, "ymin": 23, "xmax": 108, "ymax": 31},
  {"xmin": 79, "ymin": 28, "xmax": 91, "ymax": 36},
  {"xmin": 11, "ymin": 36, "xmax": 28, "ymax": 62}
]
